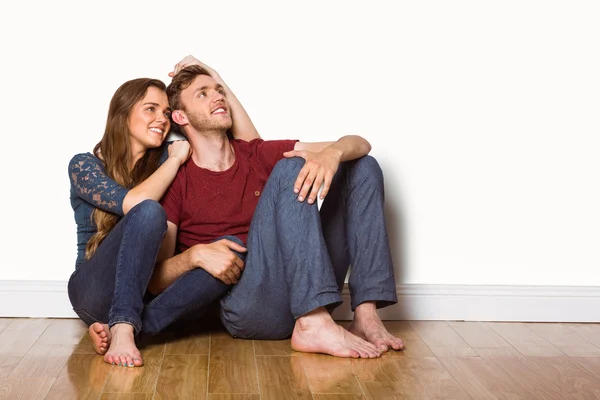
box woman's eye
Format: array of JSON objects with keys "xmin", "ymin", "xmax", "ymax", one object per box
[
  {"xmin": 147, "ymin": 106, "xmax": 155, "ymax": 112},
  {"xmin": 165, "ymin": 112, "xmax": 172, "ymax": 118}
]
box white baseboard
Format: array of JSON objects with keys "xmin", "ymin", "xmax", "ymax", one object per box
[{"xmin": 1, "ymin": 281, "xmax": 599, "ymax": 322}]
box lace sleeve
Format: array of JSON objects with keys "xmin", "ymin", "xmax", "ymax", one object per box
[{"xmin": 68, "ymin": 153, "xmax": 129, "ymax": 216}]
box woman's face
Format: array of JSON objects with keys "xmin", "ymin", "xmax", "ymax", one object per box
[{"xmin": 128, "ymin": 86, "xmax": 171, "ymax": 151}]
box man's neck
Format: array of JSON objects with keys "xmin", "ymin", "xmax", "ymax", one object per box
[{"xmin": 187, "ymin": 130, "xmax": 235, "ymax": 172}]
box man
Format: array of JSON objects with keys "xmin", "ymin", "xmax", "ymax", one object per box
[{"xmin": 149, "ymin": 60, "xmax": 403, "ymax": 358}]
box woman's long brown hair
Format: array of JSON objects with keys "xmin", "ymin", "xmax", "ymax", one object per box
[{"xmin": 85, "ymin": 78, "xmax": 166, "ymax": 260}]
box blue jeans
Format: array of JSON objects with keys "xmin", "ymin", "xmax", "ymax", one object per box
[
  {"xmin": 67, "ymin": 200, "xmax": 229, "ymax": 335},
  {"xmin": 220, "ymin": 156, "xmax": 397, "ymax": 339}
]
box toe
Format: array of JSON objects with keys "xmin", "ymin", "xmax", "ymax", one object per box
[
  {"xmin": 125, "ymin": 354, "xmax": 134, "ymax": 367},
  {"xmin": 119, "ymin": 354, "xmax": 128, "ymax": 366},
  {"xmin": 133, "ymin": 357, "xmax": 144, "ymax": 367}
]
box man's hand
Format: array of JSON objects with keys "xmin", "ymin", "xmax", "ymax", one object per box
[
  {"xmin": 283, "ymin": 147, "xmax": 342, "ymax": 204},
  {"xmin": 188, "ymin": 239, "xmax": 247, "ymax": 285},
  {"xmin": 169, "ymin": 55, "xmax": 218, "ymax": 78}
]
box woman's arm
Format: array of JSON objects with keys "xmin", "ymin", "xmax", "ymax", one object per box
[
  {"xmin": 122, "ymin": 140, "xmax": 191, "ymax": 214},
  {"xmin": 169, "ymin": 55, "xmax": 261, "ymax": 141}
]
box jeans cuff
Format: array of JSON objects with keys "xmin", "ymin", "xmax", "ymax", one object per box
[
  {"xmin": 293, "ymin": 292, "xmax": 343, "ymax": 318},
  {"xmin": 108, "ymin": 315, "xmax": 142, "ymax": 336},
  {"xmin": 351, "ymin": 289, "xmax": 398, "ymax": 311}
]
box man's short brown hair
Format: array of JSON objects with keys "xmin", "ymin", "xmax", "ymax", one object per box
[{"xmin": 166, "ymin": 65, "xmax": 211, "ymax": 112}]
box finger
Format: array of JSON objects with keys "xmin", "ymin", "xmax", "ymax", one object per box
[
  {"xmin": 234, "ymin": 256, "xmax": 245, "ymax": 271},
  {"xmin": 294, "ymin": 165, "xmax": 310, "ymax": 194},
  {"xmin": 283, "ymin": 150, "xmax": 298, "ymax": 158},
  {"xmin": 299, "ymin": 170, "xmax": 317, "ymax": 202},
  {"xmin": 231, "ymin": 264, "xmax": 242, "ymax": 279},
  {"xmin": 226, "ymin": 270, "xmax": 238, "ymax": 284},
  {"xmin": 220, "ymin": 239, "xmax": 247, "ymax": 252},
  {"xmin": 220, "ymin": 275, "xmax": 232, "ymax": 285},
  {"xmin": 307, "ymin": 172, "xmax": 323, "ymax": 204},
  {"xmin": 320, "ymin": 174, "xmax": 333, "ymax": 199}
]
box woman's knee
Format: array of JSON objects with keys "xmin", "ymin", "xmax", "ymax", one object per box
[{"xmin": 128, "ymin": 200, "xmax": 167, "ymax": 232}]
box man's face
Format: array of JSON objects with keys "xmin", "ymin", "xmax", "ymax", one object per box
[{"xmin": 180, "ymin": 74, "xmax": 232, "ymax": 133}]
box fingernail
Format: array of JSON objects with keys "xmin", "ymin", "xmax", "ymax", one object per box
[
  {"xmin": 294, "ymin": 189, "xmax": 299, "ymax": 193},
  {"xmin": 298, "ymin": 196, "xmax": 304, "ymax": 201}
]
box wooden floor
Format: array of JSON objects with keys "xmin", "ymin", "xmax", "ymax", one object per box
[{"xmin": 1, "ymin": 319, "xmax": 600, "ymax": 399}]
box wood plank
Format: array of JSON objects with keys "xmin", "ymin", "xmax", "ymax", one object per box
[
  {"xmin": 488, "ymin": 322, "xmax": 564, "ymax": 357},
  {"xmin": 155, "ymin": 355, "xmax": 208, "ymax": 400},
  {"xmin": 164, "ymin": 330, "xmax": 210, "ymax": 355},
  {"xmin": 298, "ymin": 353, "xmax": 361, "ymax": 394},
  {"xmin": 208, "ymin": 395, "xmax": 261, "ymax": 400},
  {"xmin": 568, "ymin": 324, "xmax": 600, "ymax": 350},
  {"xmin": 409, "ymin": 321, "xmax": 478, "ymax": 357},
  {"xmin": 524, "ymin": 356, "xmax": 600, "ymax": 397},
  {"xmin": 208, "ymin": 332, "xmax": 258, "ymax": 394},
  {"xmin": 255, "ymin": 355, "xmax": 312, "ymax": 400},
  {"xmin": 573, "ymin": 357, "xmax": 600, "ymax": 379},
  {"xmin": 36, "ymin": 318, "xmax": 87, "ymax": 346},
  {"xmin": 253, "ymin": 339, "xmax": 297, "ymax": 356},
  {"xmin": 102, "ymin": 338, "xmax": 165, "ymax": 394},
  {"xmin": 312, "ymin": 395, "xmax": 364, "ymax": 400},
  {"xmin": 100, "ymin": 394, "xmax": 153, "ymax": 400},
  {"xmin": 0, "ymin": 377, "xmax": 55, "ymax": 400},
  {"xmin": 525, "ymin": 323, "xmax": 600, "ymax": 358},
  {"xmin": 45, "ymin": 354, "xmax": 113, "ymax": 400},
  {"xmin": 0, "ymin": 355, "xmax": 21, "ymax": 379},
  {"xmin": 379, "ymin": 321, "xmax": 435, "ymax": 358},
  {"xmin": 9, "ymin": 344, "xmax": 75, "ymax": 379},
  {"xmin": 393, "ymin": 356, "xmax": 471, "ymax": 399},
  {"xmin": 73, "ymin": 332, "xmax": 98, "ymax": 355},
  {"xmin": 475, "ymin": 348, "xmax": 565, "ymax": 399},
  {"xmin": 438, "ymin": 355, "xmax": 537, "ymax": 399},
  {"xmin": 449, "ymin": 321, "xmax": 513, "ymax": 349},
  {"xmin": 0, "ymin": 318, "xmax": 51, "ymax": 357},
  {"xmin": 351, "ymin": 357, "xmax": 411, "ymax": 399},
  {"xmin": 0, "ymin": 319, "xmax": 12, "ymax": 334}
]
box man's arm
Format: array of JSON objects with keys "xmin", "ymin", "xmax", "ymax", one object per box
[
  {"xmin": 282, "ymin": 135, "xmax": 372, "ymax": 204},
  {"xmin": 148, "ymin": 221, "xmax": 248, "ymax": 295},
  {"xmin": 169, "ymin": 55, "xmax": 260, "ymax": 141}
]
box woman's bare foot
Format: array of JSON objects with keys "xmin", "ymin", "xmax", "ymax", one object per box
[
  {"xmin": 89, "ymin": 322, "xmax": 111, "ymax": 355},
  {"xmin": 349, "ymin": 302, "xmax": 404, "ymax": 352},
  {"xmin": 103, "ymin": 323, "xmax": 143, "ymax": 367},
  {"xmin": 291, "ymin": 308, "xmax": 381, "ymax": 358}
]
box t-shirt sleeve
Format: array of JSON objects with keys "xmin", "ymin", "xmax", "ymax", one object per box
[
  {"xmin": 160, "ymin": 169, "xmax": 185, "ymax": 226},
  {"xmin": 253, "ymin": 139, "xmax": 298, "ymax": 174},
  {"xmin": 68, "ymin": 153, "xmax": 129, "ymax": 216}
]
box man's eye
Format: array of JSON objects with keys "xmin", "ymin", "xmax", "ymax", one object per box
[
  {"xmin": 218, "ymin": 89, "xmax": 226, "ymax": 95},
  {"xmin": 198, "ymin": 92, "xmax": 206, "ymax": 98}
]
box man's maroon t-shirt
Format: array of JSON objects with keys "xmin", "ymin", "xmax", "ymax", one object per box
[{"xmin": 161, "ymin": 138, "xmax": 297, "ymax": 253}]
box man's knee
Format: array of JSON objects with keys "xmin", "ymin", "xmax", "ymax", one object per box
[
  {"xmin": 350, "ymin": 155, "xmax": 384, "ymax": 188},
  {"xmin": 270, "ymin": 157, "xmax": 306, "ymax": 181}
]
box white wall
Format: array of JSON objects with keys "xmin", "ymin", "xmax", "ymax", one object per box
[{"xmin": 0, "ymin": 0, "xmax": 598, "ymax": 286}]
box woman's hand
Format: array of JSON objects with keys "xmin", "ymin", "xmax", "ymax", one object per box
[
  {"xmin": 188, "ymin": 240, "xmax": 247, "ymax": 285},
  {"xmin": 168, "ymin": 140, "xmax": 192, "ymax": 166},
  {"xmin": 168, "ymin": 55, "xmax": 218, "ymax": 78}
]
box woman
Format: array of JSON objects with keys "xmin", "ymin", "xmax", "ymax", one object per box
[{"xmin": 68, "ymin": 57, "xmax": 260, "ymax": 367}]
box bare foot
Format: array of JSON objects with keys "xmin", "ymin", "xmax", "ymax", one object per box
[
  {"xmin": 103, "ymin": 323, "xmax": 143, "ymax": 367},
  {"xmin": 350, "ymin": 302, "xmax": 404, "ymax": 352},
  {"xmin": 291, "ymin": 307, "xmax": 381, "ymax": 358},
  {"xmin": 89, "ymin": 322, "xmax": 111, "ymax": 355}
]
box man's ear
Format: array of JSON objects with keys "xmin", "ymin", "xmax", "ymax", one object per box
[{"xmin": 172, "ymin": 110, "xmax": 188, "ymax": 126}]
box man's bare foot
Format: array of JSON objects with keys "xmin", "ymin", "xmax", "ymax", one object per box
[
  {"xmin": 349, "ymin": 302, "xmax": 404, "ymax": 352},
  {"xmin": 89, "ymin": 322, "xmax": 111, "ymax": 355},
  {"xmin": 291, "ymin": 307, "xmax": 381, "ymax": 358},
  {"xmin": 103, "ymin": 323, "xmax": 143, "ymax": 367}
]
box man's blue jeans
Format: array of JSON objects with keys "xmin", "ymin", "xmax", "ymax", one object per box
[
  {"xmin": 67, "ymin": 200, "xmax": 229, "ymax": 335},
  {"xmin": 220, "ymin": 156, "xmax": 397, "ymax": 339}
]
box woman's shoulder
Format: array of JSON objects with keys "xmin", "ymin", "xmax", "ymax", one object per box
[{"xmin": 68, "ymin": 152, "xmax": 100, "ymax": 169}]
